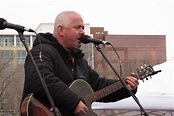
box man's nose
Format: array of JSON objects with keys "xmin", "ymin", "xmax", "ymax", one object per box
[{"xmin": 79, "ymin": 28, "xmax": 85, "ymax": 34}]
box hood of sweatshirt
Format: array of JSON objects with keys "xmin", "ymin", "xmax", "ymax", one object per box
[{"xmin": 33, "ymin": 32, "xmax": 84, "ymax": 60}]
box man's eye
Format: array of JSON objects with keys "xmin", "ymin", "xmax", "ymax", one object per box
[
  {"xmin": 74, "ymin": 26, "xmax": 84, "ymax": 30},
  {"xmin": 75, "ymin": 26, "xmax": 80, "ymax": 29},
  {"xmin": 82, "ymin": 26, "xmax": 84, "ymax": 30}
]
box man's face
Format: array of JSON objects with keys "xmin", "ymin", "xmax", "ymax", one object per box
[{"xmin": 62, "ymin": 15, "xmax": 85, "ymax": 50}]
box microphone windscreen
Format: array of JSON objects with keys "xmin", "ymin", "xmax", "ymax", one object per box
[
  {"xmin": 0, "ymin": 18, "xmax": 6, "ymax": 29},
  {"xmin": 78, "ymin": 35, "xmax": 90, "ymax": 44}
]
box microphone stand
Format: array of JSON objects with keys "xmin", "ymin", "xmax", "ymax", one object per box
[
  {"xmin": 18, "ymin": 31, "xmax": 61, "ymax": 116},
  {"xmin": 94, "ymin": 44, "xmax": 149, "ymax": 116}
]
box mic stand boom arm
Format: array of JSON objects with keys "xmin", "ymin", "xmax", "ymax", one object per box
[
  {"xmin": 18, "ymin": 32, "xmax": 61, "ymax": 116},
  {"xmin": 94, "ymin": 44, "xmax": 148, "ymax": 116}
]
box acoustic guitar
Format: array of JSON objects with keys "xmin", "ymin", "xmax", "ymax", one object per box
[{"xmin": 21, "ymin": 64, "xmax": 160, "ymax": 116}]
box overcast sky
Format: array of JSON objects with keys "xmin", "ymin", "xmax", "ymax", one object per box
[{"xmin": 0, "ymin": 0, "xmax": 173, "ymax": 59}]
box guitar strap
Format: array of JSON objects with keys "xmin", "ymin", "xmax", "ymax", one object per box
[{"xmin": 76, "ymin": 64, "xmax": 87, "ymax": 81}]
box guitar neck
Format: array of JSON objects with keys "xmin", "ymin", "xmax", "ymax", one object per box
[
  {"xmin": 83, "ymin": 64, "xmax": 156, "ymax": 103},
  {"xmin": 83, "ymin": 81, "xmax": 124, "ymax": 103}
]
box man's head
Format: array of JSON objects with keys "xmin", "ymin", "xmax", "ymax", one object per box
[{"xmin": 53, "ymin": 11, "xmax": 85, "ymax": 51}]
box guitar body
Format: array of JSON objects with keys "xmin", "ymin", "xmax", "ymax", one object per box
[
  {"xmin": 21, "ymin": 80, "xmax": 97, "ymax": 116},
  {"xmin": 69, "ymin": 79, "xmax": 98, "ymax": 116},
  {"xmin": 21, "ymin": 93, "xmax": 54, "ymax": 116}
]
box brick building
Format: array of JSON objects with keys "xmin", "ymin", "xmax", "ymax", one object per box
[{"xmin": 90, "ymin": 27, "xmax": 166, "ymax": 78}]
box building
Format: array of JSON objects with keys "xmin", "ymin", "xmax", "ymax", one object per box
[
  {"xmin": 0, "ymin": 31, "xmax": 36, "ymax": 70},
  {"xmin": 90, "ymin": 28, "xmax": 166, "ymax": 78}
]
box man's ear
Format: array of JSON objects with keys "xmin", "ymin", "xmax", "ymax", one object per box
[{"xmin": 57, "ymin": 25, "xmax": 64, "ymax": 36}]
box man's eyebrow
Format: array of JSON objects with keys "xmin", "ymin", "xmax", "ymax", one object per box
[{"xmin": 74, "ymin": 25, "xmax": 84, "ymax": 29}]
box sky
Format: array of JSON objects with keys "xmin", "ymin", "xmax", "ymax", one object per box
[{"xmin": 0, "ymin": 0, "xmax": 174, "ymax": 59}]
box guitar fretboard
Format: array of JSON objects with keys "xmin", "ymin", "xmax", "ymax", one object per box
[{"xmin": 84, "ymin": 81, "xmax": 124, "ymax": 103}]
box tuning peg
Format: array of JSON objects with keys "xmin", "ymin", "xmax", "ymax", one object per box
[{"xmin": 136, "ymin": 67, "xmax": 140, "ymax": 71}]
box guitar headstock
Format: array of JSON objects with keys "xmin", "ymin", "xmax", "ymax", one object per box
[{"xmin": 135, "ymin": 64, "xmax": 161, "ymax": 82}]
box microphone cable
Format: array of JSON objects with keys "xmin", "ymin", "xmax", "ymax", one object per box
[{"xmin": 106, "ymin": 43, "xmax": 122, "ymax": 77}]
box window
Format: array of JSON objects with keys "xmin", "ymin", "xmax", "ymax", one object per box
[
  {"xmin": 17, "ymin": 50, "xmax": 27, "ymax": 63},
  {"xmin": 16, "ymin": 35, "xmax": 30, "ymax": 46},
  {"xmin": 0, "ymin": 50, "xmax": 14, "ymax": 71},
  {"xmin": 95, "ymin": 32, "xmax": 101, "ymax": 34},
  {"xmin": 0, "ymin": 35, "xmax": 14, "ymax": 46},
  {"xmin": 32, "ymin": 35, "xmax": 36, "ymax": 42}
]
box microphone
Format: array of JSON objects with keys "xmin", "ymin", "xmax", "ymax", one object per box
[
  {"xmin": 78, "ymin": 35, "xmax": 110, "ymax": 45},
  {"xmin": 0, "ymin": 18, "xmax": 35, "ymax": 32}
]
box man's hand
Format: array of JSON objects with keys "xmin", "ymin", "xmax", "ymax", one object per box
[
  {"xmin": 125, "ymin": 73, "xmax": 139, "ymax": 90},
  {"xmin": 73, "ymin": 101, "xmax": 88, "ymax": 116}
]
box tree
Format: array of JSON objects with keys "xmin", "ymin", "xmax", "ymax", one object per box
[{"xmin": 0, "ymin": 51, "xmax": 24, "ymax": 116}]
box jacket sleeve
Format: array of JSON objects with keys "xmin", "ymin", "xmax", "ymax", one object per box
[{"xmin": 24, "ymin": 44, "xmax": 80, "ymax": 112}]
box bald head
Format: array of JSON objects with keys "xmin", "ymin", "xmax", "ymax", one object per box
[{"xmin": 53, "ymin": 11, "xmax": 82, "ymax": 36}]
